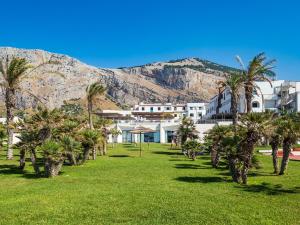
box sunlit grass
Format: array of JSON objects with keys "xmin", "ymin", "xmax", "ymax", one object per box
[{"xmin": 0, "ymin": 143, "xmax": 299, "ymax": 225}]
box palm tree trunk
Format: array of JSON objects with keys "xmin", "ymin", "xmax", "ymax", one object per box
[
  {"xmin": 5, "ymin": 88, "xmax": 15, "ymax": 160},
  {"xmin": 228, "ymin": 154, "xmax": 241, "ymax": 183},
  {"xmin": 231, "ymin": 93, "xmax": 238, "ymax": 127},
  {"xmin": 88, "ymin": 101, "xmax": 93, "ymax": 129},
  {"xmin": 211, "ymin": 143, "xmax": 218, "ymax": 168},
  {"xmin": 241, "ymin": 133, "xmax": 256, "ymax": 184},
  {"xmin": 270, "ymin": 138, "xmax": 279, "ymax": 174},
  {"xmin": 44, "ymin": 157, "xmax": 64, "ymax": 177},
  {"xmin": 245, "ymin": 85, "xmax": 253, "ymax": 113},
  {"xmin": 66, "ymin": 153, "xmax": 77, "ymax": 165},
  {"xmin": 19, "ymin": 149, "xmax": 26, "ymax": 170},
  {"xmin": 30, "ymin": 149, "xmax": 40, "ymax": 175},
  {"xmin": 103, "ymin": 141, "xmax": 107, "ymax": 155},
  {"xmin": 92, "ymin": 146, "xmax": 96, "ymax": 160},
  {"xmin": 279, "ymin": 138, "xmax": 292, "ymax": 175},
  {"xmin": 82, "ymin": 146, "xmax": 90, "ymax": 163}
]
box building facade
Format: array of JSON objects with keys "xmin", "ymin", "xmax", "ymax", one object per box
[
  {"xmin": 205, "ymin": 80, "xmax": 300, "ymax": 119},
  {"xmin": 100, "ymin": 102, "xmax": 208, "ymax": 144}
]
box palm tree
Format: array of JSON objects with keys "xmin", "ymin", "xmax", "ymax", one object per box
[
  {"xmin": 219, "ymin": 129, "xmax": 242, "ymax": 183},
  {"xmin": 38, "ymin": 140, "xmax": 65, "ymax": 177},
  {"xmin": 94, "ymin": 117, "xmax": 112, "ymax": 155},
  {"xmin": 80, "ymin": 129, "xmax": 100, "ymax": 162},
  {"xmin": 0, "ymin": 56, "xmax": 62, "ymax": 159},
  {"xmin": 239, "ymin": 112, "xmax": 273, "ymax": 184},
  {"xmin": 270, "ymin": 134, "xmax": 281, "ymax": 174},
  {"xmin": 60, "ymin": 135, "xmax": 81, "ymax": 165},
  {"xmin": 182, "ymin": 139, "xmax": 202, "ymax": 160},
  {"xmin": 276, "ymin": 113, "xmax": 300, "ymax": 175},
  {"xmin": 177, "ymin": 117, "xmax": 198, "ymax": 145},
  {"xmin": 0, "ymin": 57, "xmax": 31, "ymax": 159},
  {"xmin": 236, "ymin": 53, "xmax": 276, "ymax": 113},
  {"xmin": 206, "ymin": 125, "xmax": 232, "ymax": 168},
  {"xmin": 217, "ymin": 72, "xmax": 244, "ymax": 126},
  {"xmin": 86, "ymin": 82, "xmax": 106, "ymax": 129},
  {"xmin": 110, "ymin": 127, "xmax": 121, "ymax": 148},
  {"xmin": 0, "ymin": 123, "xmax": 5, "ymax": 148}
]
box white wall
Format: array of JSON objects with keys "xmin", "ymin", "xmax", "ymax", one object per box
[{"xmin": 186, "ymin": 103, "xmax": 206, "ymax": 122}]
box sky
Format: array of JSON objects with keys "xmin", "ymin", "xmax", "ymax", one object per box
[{"xmin": 0, "ymin": 0, "xmax": 299, "ymax": 80}]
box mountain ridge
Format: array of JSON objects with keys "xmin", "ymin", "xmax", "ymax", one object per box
[{"xmin": 0, "ymin": 47, "xmax": 236, "ymax": 110}]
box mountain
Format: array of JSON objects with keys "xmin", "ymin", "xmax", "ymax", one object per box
[{"xmin": 0, "ymin": 47, "xmax": 237, "ymax": 110}]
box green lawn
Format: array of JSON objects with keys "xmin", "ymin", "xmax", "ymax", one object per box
[{"xmin": 0, "ymin": 143, "xmax": 300, "ymax": 225}]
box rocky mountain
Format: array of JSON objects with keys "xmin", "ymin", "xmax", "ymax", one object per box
[{"xmin": 0, "ymin": 47, "xmax": 238, "ymax": 110}]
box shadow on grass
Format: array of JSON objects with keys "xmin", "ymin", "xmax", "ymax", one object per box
[
  {"xmin": 152, "ymin": 151, "xmax": 181, "ymax": 156},
  {"xmin": 0, "ymin": 164, "xmax": 62, "ymax": 179},
  {"xmin": 237, "ymin": 182, "xmax": 300, "ymax": 195},
  {"xmin": 175, "ymin": 176, "xmax": 226, "ymax": 183},
  {"xmin": 122, "ymin": 144, "xmax": 140, "ymax": 151},
  {"xmin": 109, "ymin": 155, "xmax": 132, "ymax": 158},
  {"xmin": 174, "ymin": 163, "xmax": 210, "ymax": 170}
]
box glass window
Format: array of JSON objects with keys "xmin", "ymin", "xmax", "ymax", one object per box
[
  {"xmin": 158, "ymin": 107, "xmax": 161, "ymax": 111},
  {"xmin": 190, "ymin": 113, "xmax": 194, "ymax": 117},
  {"xmin": 252, "ymin": 101, "xmax": 260, "ymax": 108},
  {"xmin": 142, "ymin": 107, "xmax": 145, "ymax": 111}
]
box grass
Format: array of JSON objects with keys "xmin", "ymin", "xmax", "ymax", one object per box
[{"xmin": 0, "ymin": 143, "xmax": 300, "ymax": 225}]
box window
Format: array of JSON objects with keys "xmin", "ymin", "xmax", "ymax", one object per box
[
  {"xmin": 190, "ymin": 107, "xmax": 193, "ymax": 110},
  {"xmin": 166, "ymin": 107, "xmax": 171, "ymax": 110},
  {"xmin": 183, "ymin": 107, "xmax": 186, "ymax": 110},
  {"xmin": 174, "ymin": 107, "xmax": 177, "ymax": 110},
  {"xmin": 150, "ymin": 107, "xmax": 154, "ymax": 112},
  {"xmin": 198, "ymin": 107, "xmax": 203, "ymax": 110},
  {"xmin": 142, "ymin": 107, "xmax": 145, "ymax": 111},
  {"xmin": 198, "ymin": 113, "xmax": 202, "ymax": 117},
  {"xmin": 158, "ymin": 107, "xmax": 161, "ymax": 111},
  {"xmin": 252, "ymin": 101, "xmax": 260, "ymax": 108},
  {"xmin": 190, "ymin": 113, "xmax": 194, "ymax": 117},
  {"xmin": 174, "ymin": 114, "xmax": 177, "ymax": 117}
]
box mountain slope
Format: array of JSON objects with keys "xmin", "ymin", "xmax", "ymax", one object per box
[{"xmin": 0, "ymin": 47, "xmax": 236, "ymax": 110}]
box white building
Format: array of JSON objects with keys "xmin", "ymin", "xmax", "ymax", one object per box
[
  {"xmin": 100, "ymin": 102, "xmax": 208, "ymax": 144},
  {"xmin": 205, "ymin": 80, "xmax": 300, "ymax": 118},
  {"xmin": 133, "ymin": 102, "xmax": 206, "ymax": 123}
]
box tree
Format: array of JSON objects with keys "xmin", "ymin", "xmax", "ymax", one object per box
[
  {"xmin": 236, "ymin": 53, "xmax": 276, "ymax": 113},
  {"xmin": 60, "ymin": 135, "xmax": 81, "ymax": 166},
  {"xmin": 94, "ymin": 117, "xmax": 112, "ymax": 155},
  {"xmin": 182, "ymin": 139, "xmax": 202, "ymax": 160},
  {"xmin": 217, "ymin": 72, "xmax": 244, "ymax": 126},
  {"xmin": 276, "ymin": 113, "xmax": 300, "ymax": 175},
  {"xmin": 80, "ymin": 129, "xmax": 100, "ymax": 162},
  {"xmin": 219, "ymin": 129, "xmax": 243, "ymax": 183},
  {"xmin": 86, "ymin": 82, "xmax": 106, "ymax": 129},
  {"xmin": 206, "ymin": 125, "xmax": 232, "ymax": 168},
  {"xmin": 269, "ymin": 134, "xmax": 281, "ymax": 174},
  {"xmin": 37, "ymin": 140, "xmax": 65, "ymax": 177},
  {"xmin": 0, "ymin": 56, "xmax": 62, "ymax": 159},
  {"xmin": 238, "ymin": 112, "xmax": 273, "ymax": 184},
  {"xmin": 0, "ymin": 123, "xmax": 5, "ymax": 148},
  {"xmin": 177, "ymin": 117, "xmax": 198, "ymax": 145},
  {"xmin": 110, "ymin": 127, "xmax": 121, "ymax": 148},
  {"xmin": 16, "ymin": 107, "xmax": 66, "ymax": 174}
]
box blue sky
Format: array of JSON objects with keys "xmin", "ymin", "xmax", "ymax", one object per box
[{"xmin": 1, "ymin": 0, "xmax": 299, "ymax": 79}]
